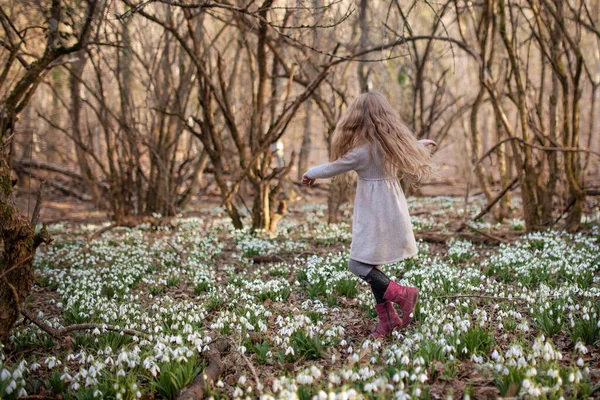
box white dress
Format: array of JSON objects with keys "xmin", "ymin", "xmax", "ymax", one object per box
[{"xmin": 306, "ymin": 145, "xmax": 418, "ymax": 265}]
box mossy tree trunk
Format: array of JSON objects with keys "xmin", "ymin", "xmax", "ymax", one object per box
[
  {"xmin": 0, "ymin": 0, "xmax": 97, "ymax": 340},
  {"xmin": 0, "ymin": 154, "xmax": 51, "ymax": 341}
]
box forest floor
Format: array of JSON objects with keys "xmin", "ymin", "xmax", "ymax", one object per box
[{"xmin": 1, "ymin": 194, "xmax": 600, "ymax": 399}]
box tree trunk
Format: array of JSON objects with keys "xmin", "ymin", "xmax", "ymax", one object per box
[
  {"xmin": 252, "ymin": 181, "xmax": 270, "ymax": 231},
  {"xmin": 357, "ymin": 0, "xmax": 369, "ymax": 92},
  {"xmin": 470, "ymin": 88, "xmax": 498, "ymax": 220},
  {"xmin": 495, "ymin": 115, "xmax": 510, "ymax": 221},
  {"xmin": 498, "ymin": 0, "xmax": 541, "ymax": 230},
  {"xmin": 70, "ymin": 52, "xmax": 104, "ymax": 208},
  {"xmin": 0, "ymin": 153, "xmax": 51, "ymax": 341},
  {"xmin": 178, "ymin": 150, "xmax": 210, "ymax": 209},
  {"xmin": 297, "ymin": 102, "xmax": 313, "ymax": 181}
]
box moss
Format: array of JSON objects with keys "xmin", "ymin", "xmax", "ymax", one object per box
[
  {"xmin": 1, "ymin": 205, "xmax": 13, "ymax": 227},
  {"xmin": 0, "ymin": 172, "xmax": 12, "ymax": 194}
]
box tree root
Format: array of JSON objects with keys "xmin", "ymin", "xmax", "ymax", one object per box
[
  {"xmin": 177, "ymin": 339, "xmax": 230, "ymax": 400},
  {"xmin": 20, "ymin": 308, "xmax": 150, "ymax": 340}
]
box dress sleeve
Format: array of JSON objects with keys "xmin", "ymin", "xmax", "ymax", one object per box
[{"xmin": 305, "ymin": 147, "xmax": 364, "ymax": 179}]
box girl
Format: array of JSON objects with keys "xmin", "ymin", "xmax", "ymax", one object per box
[{"xmin": 302, "ymin": 92, "xmax": 437, "ymax": 338}]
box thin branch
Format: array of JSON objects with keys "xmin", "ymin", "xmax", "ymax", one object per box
[
  {"xmin": 21, "ymin": 308, "xmax": 150, "ymax": 340},
  {"xmin": 458, "ymin": 222, "xmax": 511, "ymax": 244},
  {"xmin": 469, "ymin": 177, "xmax": 520, "ymax": 222}
]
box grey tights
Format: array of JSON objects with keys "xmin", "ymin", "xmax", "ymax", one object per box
[{"xmin": 348, "ymin": 259, "xmax": 391, "ymax": 304}]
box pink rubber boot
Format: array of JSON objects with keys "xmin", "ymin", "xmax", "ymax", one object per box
[
  {"xmin": 370, "ymin": 301, "xmax": 402, "ymax": 339},
  {"xmin": 383, "ymin": 281, "xmax": 419, "ymax": 329}
]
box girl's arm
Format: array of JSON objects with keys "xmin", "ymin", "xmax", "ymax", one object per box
[{"xmin": 302, "ymin": 147, "xmax": 363, "ymax": 185}]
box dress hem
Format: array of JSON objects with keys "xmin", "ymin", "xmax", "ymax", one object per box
[{"xmin": 349, "ymin": 249, "xmax": 418, "ymax": 266}]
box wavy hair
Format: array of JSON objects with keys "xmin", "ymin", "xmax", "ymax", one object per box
[{"xmin": 330, "ymin": 92, "xmax": 436, "ymax": 184}]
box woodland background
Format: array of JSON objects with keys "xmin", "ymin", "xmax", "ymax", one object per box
[{"xmin": 1, "ymin": 0, "xmax": 600, "ymax": 369}]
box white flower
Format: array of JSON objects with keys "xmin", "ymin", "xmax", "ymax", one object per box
[
  {"xmin": 0, "ymin": 369, "xmax": 10, "ymax": 381},
  {"xmin": 575, "ymin": 342, "xmax": 589, "ymax": 354}
]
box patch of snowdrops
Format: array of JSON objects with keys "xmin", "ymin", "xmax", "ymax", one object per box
[{"xmin": 0, "ymin": 200, "xmax": 598, "ymax": 399}]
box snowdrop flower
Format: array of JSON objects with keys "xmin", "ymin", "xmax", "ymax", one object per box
[
  {"xmin": 0, "ymin": 369, "xmax": 10, "ymax": 381},
  {"xmin": 310, "ymin": 365, "xmax": 321, "ymax": 379},
  {"xmin": 575, "ymin": 342, "xmax": 588, "ymax": 354},
  {"xmin": 5, "ymin": 380, "xmax": 16, "ymax": 394}
]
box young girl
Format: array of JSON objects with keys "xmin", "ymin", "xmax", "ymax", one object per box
[{"xmin": 302, "ymin": 92, "xmax": 437, "ymax": 338}]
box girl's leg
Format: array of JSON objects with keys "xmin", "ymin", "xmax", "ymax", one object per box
[
  {"xmin": 348, "ymin": 259, "xmax": 400, "ymax": 337},
  {"xmin": 349, "ymin": 259, "xmax": 419, "ymax": 329},
  {"xmin": 348, "ymin": 259, "xmax": 392, "ymax": 304}
]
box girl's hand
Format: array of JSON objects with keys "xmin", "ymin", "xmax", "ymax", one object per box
[
  {"xmin": 302, "ymin": 174, "xmax": 316, "ymax": 186},
  {"xmin": 419, "ymin": 139, "xmax": 437, "ymax": 147}
]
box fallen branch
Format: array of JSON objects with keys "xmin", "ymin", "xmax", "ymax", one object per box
[
  {"xmin": 249, "ymin": 254, "xmax": 286, "ymax": 263},
  {"xmin": 433, "ymin": 294, "xmax": 529, "ymax": 302},
  {"xmin": 21, "ymin": 168, "xmax": 91, "ymax": 201},
  {"xmin": 458, "ymin": 223, "xmax": 511, "ymax": 244},
  {"xmin": 87, "ymin": 223, "xmax": 118, "ymax": 242},
  {"xmin": 415, "ymin": 231, "xmax": 515, "ymax": 245},
  {"xmin": 13, "ymin": 158, "xmax": 84, "ymax": 181},
  {"xmin": 167, "ymin": 240, "xmax": 188, "ymax": 264},
  {"xmin": 86, "ymin": 216, "xmax": 168, "ymax": 243},
  {"xmin": 177, "ymin": 339, "xmax": 230, "ymax": 400},
  {"xmin": 21, "ymin": 308, "xmax": 150, "ymax": 340}
]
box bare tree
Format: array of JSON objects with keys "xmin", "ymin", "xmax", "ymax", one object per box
[{"xmin": 0, "ymin": 0, "xmax": 99, "ymax": 340}]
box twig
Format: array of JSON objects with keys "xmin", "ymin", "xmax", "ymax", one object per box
[
  {"xmin": 166, "ymin": 240, "xmax": 188, "ymax": 264},
  {"xmin": 87, "ymin": 223, "xmax": 118, "ymax": 243},
  {"xmin": 0, "ymin": 255, "xmax": 33, "ymax": 280},
  {"xmin": 476, "ymin": 137, "xmax": 600, "ymax": 167},
  {"xmin": 458, "ymin": 223, "xmax": 511, "ymax": 244},
  {"xmin": 550, "ymin": 197, "xmax": 576, "ymax": 227},
  {"xmin": 4, "ymin": 278, "xmax": 21, "ymax": 313},
  {"xmin": 31, "ymin": 180, "xmax": 45, "ymax": 226},
  {"xmin": 469, "ymin": 177, "xmax": 519, "ymax": 222},
  {"xmin": 433, "ymin": 294, "xmax": 528, "ymax": 302},
  {"xmin": 20, "ymin": 308, "xmax": 150, "ymax": 339},
  {"xmin": 60, "ymin": 323, "xmax": 150, "ymax": 338},
  {"xmin": 227, "ymin": 338, "xmax": 262, "ymax": 396}
]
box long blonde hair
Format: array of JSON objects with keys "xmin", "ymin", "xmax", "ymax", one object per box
[{"xmin": 330, "ymin": 92, "xmax": 436, "ymax": 183}]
